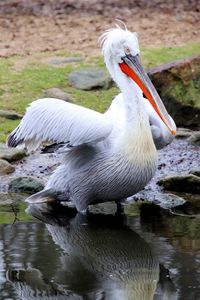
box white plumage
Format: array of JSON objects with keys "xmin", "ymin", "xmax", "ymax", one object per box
[
  {"xmin": 7, "ymin": 26, "xmax": 176, "ymax": 213},
  {"xmin": 105, "ymin": 93, "xmax": 175, "ymax": 149},
  {"xmin": 8, "ymin": 94, "xmax": 174, "ymax": 152},
  {"xmin": 8, "ymin": 98, "xmax": 112, "ymax": 151}
]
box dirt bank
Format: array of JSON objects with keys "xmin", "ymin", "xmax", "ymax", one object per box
[{"xmin": 0, "ymin": 0, "xmax": 200, "ymax": 57}]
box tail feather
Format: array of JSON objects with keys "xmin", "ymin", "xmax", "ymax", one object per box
[
  {"xmin": 7, "ymin": 126, "xmax": 42, "ymax": 152},
  {"xmin": 7, "ymin": 126, "xmax": 23, "ymax": 148},
  {"xmin": 25, "ymin": 189, "xmax": 57, "ymax": 204}
]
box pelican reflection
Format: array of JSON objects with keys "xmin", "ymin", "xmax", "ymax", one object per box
[{"xmin": 23, "ymin": 203, "xmax": 159, "ymax": 299}]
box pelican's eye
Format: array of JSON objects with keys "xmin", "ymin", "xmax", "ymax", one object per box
[{"xmin": 124, "ymin": 46, "xmax": 131, "ymax": 55}]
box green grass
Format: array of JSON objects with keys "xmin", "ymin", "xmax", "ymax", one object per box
[
  {"xmin": 0, "ymin": 202, "xmax": 34, "ymax": 224},
  {"xmin": 141, "ymin": 43, "xmax": 200, "ymax": 69},
  {"xmin": 0, "ymin": 43, "xmax": 200, "ymax": 142}
]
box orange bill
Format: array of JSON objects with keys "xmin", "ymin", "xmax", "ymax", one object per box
[{"xmin": 119, "ymin": 55, "xmax": 176, "ymax": 135}]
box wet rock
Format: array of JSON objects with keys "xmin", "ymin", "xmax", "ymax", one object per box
[
  {"xmin": 0, "ymin": 159, "xmax": 15, "ymax": 174},
  {"xmin": 125, "ymin": 200, "xmax": 147, "ymax": 216},
  {"xmin": 46, "ymin": 56, "xmax": 83, "ymax": 66},
  {"xmin": 0, "ymin": 109, "xmax": 22, "ymax": 120},
  {"xmin": 68, "ymin": 68, "xmax": 113, "ymax": 90},
  {"xmin": 187, "ymin": 131, "xmax": 200, "ymax": 146},
  {"xmin": 88, "ymin": 202, "xmax": 117, "ymax": 215},
  {"xmin": 157, "ymin": 174, "xmax": 200, "ymax": 194},
  {"xmin": 128, "ymin": 191, "xmax": 186, "ymax": 210},
  {"xmin": 7, "ymin": 267, "xmax": 48, "ymax": 288},
  {"xmin": 179, "ymin": 193, "xmax": 200, "ymax": 207},
  {"xmin": 176, "ymin": 128, "xmax": 193, "ymax": 139},
  {"xmin": 8, "ymin": 177, "xmax": 44, "ymax": 194},
  {"xmin": 148, "ymin": 55, "xmax": 200, "ymax": 128},
  {"xmin": 154, "ymin": 193, "xmax": 186, "ymax": 209},
  {"xmin": 0, "ymin": 143, "xmax": 26, "ymax": 162},
  {"xmin": 0, "ymin": 196, "xmax": 13, "ymax": 206},
  {"xmin": 171, "ymin": 201, "xmax": 200, "ymax": 216},
  {"xmin": 0, "ymin": 192, "xmax": 27, "ymax": 205},
  {"xmin": 44, "ymin": 88, "xmax": 73, "ymax": 102},
  {"xmin": 189, "ymin": 169, "xmax": 200, "ymax": 177}
]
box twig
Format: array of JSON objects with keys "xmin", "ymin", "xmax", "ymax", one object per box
[{"xmin": 11, "ymin": 204, "xmax": 19, "ymax": 226}]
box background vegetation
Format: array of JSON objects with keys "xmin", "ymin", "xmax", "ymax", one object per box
[{"xmin": 1, "ymin": 43, "xmax": 200, "ymax": 143}]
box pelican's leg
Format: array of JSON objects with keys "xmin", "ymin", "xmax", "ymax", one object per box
[
  {"xmin": 73, "ymin": 198, "xmax": 89, "ymax": 215},
  {"xmin": 72, "ymin": 189, "xmax": 94, "ymax": 215},
  {"xmin": 115, "ymin": 200, "xmax": 125, "ymax": 215}
]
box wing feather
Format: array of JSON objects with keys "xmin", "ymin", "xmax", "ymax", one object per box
[
  {"xmin": 7, "ymin": 98, "xmax": 112, "ymax": 151},
  {"xmin": 145, "ymin": 98, "xmax": 176, "ymax": 149}
]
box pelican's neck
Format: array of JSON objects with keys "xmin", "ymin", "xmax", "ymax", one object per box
[
  {"xmin": 113, "ymin": 63, "xmax": 149, "ymax": 129},
  {"xmin": 123, "ymin": 79, "xmax": 145, "ymax": 126},
  {"xmin": 110, "ymin": 63, "xmax": 157, "ymax": 163}
]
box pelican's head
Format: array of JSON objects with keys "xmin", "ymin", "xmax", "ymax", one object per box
[
  {"xmin": 100, "ymin": 27, "xmax": 140, "ymax": 65},
  {"xmin": 100, "ymin": 26, "xmax": 176, "ymax": 136}
]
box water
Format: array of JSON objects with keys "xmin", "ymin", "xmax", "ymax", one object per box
[{"xmin": 0, "ymin": 201, "xmax": 200, "ymax": 300}]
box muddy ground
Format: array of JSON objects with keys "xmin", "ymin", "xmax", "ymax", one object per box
[
  {"xmin": 0, "ymin": 137, "xmax": 199, "ymax": 211},
  {"xmin": 0, "ymin": 0, "xmax": 200, "ymax": 57}
]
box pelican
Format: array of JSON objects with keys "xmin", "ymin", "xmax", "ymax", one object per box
[
  {"xmin": 7, "ymin": 26, "xmax": 176, "ymax": 213},
  {"xmin": 26, "ymin": 203, "xmax": 160, "ymax": 300}
]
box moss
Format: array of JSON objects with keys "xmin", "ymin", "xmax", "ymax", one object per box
[
  {"xmin": 0, "ymin": 203, "xmax": 34, "ymax": 224},
  {"xmin": 167, "ymin": 216, "xmax": 200, "ymax": 240},
  {"xmin": 165, "ymin": 80, "xmax": 200, "ymax": 107},
  {"xmin": 124, "ymin": 200, "xmax": 150, "ymax": 216}
]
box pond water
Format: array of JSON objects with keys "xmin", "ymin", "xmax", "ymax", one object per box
[{"xmin": 0, "ymin": 201, "xmax": 200, "ymax": 300}]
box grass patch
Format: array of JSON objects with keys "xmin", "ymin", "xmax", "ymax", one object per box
[
  {"xmin": 0, "ymin": 43, "xmax": 200, "ymax": 143},
  {"xmin": 141, "ymin": 43, "xmax": 200, "ymax": 69},
  {"xmin": 0, "ymin": 202, "xmax": 34, "ymax": 224},
  {"xmin": 0, "ymin": 118, "xmax": 19, "ymax": 142}
]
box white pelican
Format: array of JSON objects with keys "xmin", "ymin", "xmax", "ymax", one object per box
[
  {"xmin": 7, "ymin": 26, "xmax": 176, "ymax": 213},
  {"xmin": 27, "ymin": 205, "xmax": 160, "ymax": 300}
]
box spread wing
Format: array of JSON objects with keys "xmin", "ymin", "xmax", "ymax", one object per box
[{"xmin": 7, "ymin": 98, "xmax": 113, "ymax": 151}]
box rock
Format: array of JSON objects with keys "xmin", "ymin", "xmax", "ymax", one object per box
[
  {"xmin": 176, "ymin": 128, "xmax": 193, "ymax": 139},
  {"xmin": 0, "ymin": 143, "xmax": 26, "ymax": 162},
  {"xmin": 68, "ymin": 68, "xmax": 113, "ymax": 90},
  {"xmin": 0, "ymin": 192, "xmax": 27, "ymax": 205},
  {"xmin": 127, "ymin": 191, "xmax": 186, "ymax": 210},
  {"xmin": 124, "ymin": 200, "xmax": 147, "ymax": 216},
  {"xmin": 0, "ymin": 196, "xmax": 13, "ymax": 206},
  {"xmin": 88, "ymin": 202, "xmax": 117, "ymax": 215},
  {"xmin": 0, "ymin": 110, "xmax": 22, "ymax": 120},
  {"xmin": 44, "ymin": 88, "xmax": 73, "ymax": 102},
  {"xmin": 171, "ymin": 201, "xmax": 200, "ymax": 216},
  {"xmin": 153, "ymin": 192, "xmax": 186, "ymax": 209},
  {"xmin": 157, "ymin": 174, "xmax": 200, "ymax": 194},
  {"xmin": 8, "ymin": 177, "xmax": 44, "ymax": 194},
  {"xmin": 46, "ymin": 57, "xmax": 83, "ymax": 66},
  {"xmin": 148, "ymin": 55, "xmax": 200, "ymax": 128},
  {"xmin": 189, "ymin": 169, "xmax": 200, "ymax": 177},
  {"xmin": 187, "ymin": 131, "xmax": 200, "ymax": 146},
  {"xmin": 0, "ymin": 159, "xmax": 15, "ymax": 174}
]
